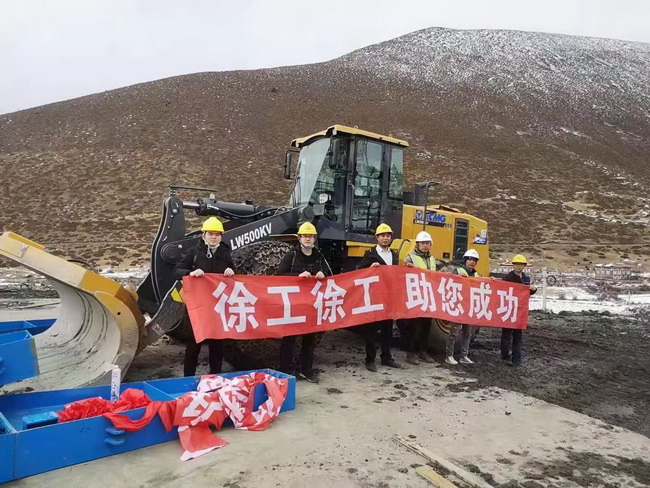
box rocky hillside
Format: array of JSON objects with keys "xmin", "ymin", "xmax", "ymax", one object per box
[{"xmin": 1, "ymin": 27, "xmax": 649, "ymax": 270}]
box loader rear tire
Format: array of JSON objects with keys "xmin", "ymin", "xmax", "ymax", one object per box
[
  {"xmin": 228, "ymin": 241, "xmax": 323, "ymax": 371},
  {"xmin": 231, "ymin": 240, "xmax": 294, "ymax": 275}
]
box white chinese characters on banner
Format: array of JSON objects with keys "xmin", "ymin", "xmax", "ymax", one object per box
[
  {"xmin": 438, "ymin": 277, "xmax": 465, "ymax": 316},
  {"xmin": 193, "ymin": 268, "xmax": 529, "ymax": 339},
  {"xmin": 181, "ymin": 391, "xmax": 224, "ymax": 427},
  {"xmin": 213, "ymin": 282, "xmax": 259, "ymax": 333},
  {"xmin": 496, "ymin": 286, "xmax": 519, "ymax": 323},
  {"xmin": 351, "ymin": 276, "xmax": 385, "ymax": 314},
  {"xmin": 267, "ymin": 286, "xmax": 306, "ymax": 326},
  {"xmin": 311, "ymin": 279, "xmax": 347, "ymax": 325},
  {"xmin": 405, "ymin": 272, "xmax": 436, "ymax": 312},
  {"xmin": 469, "ymin": 282, "xmax": 493, "ymax": 320}
]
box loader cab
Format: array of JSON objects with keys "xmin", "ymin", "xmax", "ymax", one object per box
[{"xmin": 287, "ymin": 125, "xmax": 408, "ymax": 242}]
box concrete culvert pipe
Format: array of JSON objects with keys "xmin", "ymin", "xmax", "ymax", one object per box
[{"xmin": 0, "ymin": 232, "xmax": 146, "ymax": 394}]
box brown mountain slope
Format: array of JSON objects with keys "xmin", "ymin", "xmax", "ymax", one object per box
[{"xmin": 1, "ymin": 28, "xmax": 649, "ymax": 270}]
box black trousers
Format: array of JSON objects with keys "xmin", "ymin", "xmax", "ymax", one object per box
[
  {"xmin": 402, "ymin": 317, "xmax": 432, "ymax": 354},
  {"xmin": 184, "ymin": 339, "xmax": 224, "ymax": 376},
  {"xmin": 280, "ymin": 333, "xmax": 317, "ymax": 374},
  {"xmin": 501, "ymin": 328, "xmax": 523, "ymax": 364},
  {"xmin": 363, "ymin": 320, "xmax": 393, "ymax": 362}
]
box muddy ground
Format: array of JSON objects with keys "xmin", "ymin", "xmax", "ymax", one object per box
[
  {"xmin": 119, "ymin": 309, "xmax": 650, "ymax": 487},
  {"xmin": 127, "ymin": 309, "xmax": 650, "ymax": 441},
  {"xmin": 3, "ymin": 296, "xmax": 650, "ymax": 487},
  {"xmin": 458, "ymin": 310, "xmax": 650, "ymax": 439}
]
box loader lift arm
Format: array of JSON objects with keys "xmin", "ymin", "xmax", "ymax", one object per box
[{"xmin": 136, "ymin": 187, "xmax": 316, "ymax": 321}]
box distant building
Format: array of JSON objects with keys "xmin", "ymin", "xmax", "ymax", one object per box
[{"xmin": 594, "ymin": 263, "xmax": 633, "ymax": 280}]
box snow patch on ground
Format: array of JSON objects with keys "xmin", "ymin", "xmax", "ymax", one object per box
[{"xmin": 530, "ymin": 286, "xmax": 650, "ymax": 314}]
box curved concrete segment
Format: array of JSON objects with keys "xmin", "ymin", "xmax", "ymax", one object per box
[{"xmin": 0, "ymin": 232, "xmax": 146, "ymax": 394}]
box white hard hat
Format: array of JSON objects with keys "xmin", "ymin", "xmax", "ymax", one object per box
[
  {"xmin": 463, "ymin": 249, "xmax": 480, "ymax": 260},
  {"xmin": 415, "ymin": 231, "xmax": 432, "ymax": 243}
]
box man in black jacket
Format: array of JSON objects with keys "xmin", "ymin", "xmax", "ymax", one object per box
[
  {"xmin": 174, "ymin": 217, "xmax": 235, "ymax": 376},
  {"xmin": 501, "ymin": 254, "xmax": 537, "ymax": 366},
  {"xmin": 275, "ymin": 222, "xmax": 332, "ymax": 383},
  {"xmin": 276, "ymin": 222, "xmax": 332, "ymax": 383},
  {"xmin": 357, "ymin": 223, "xmax": 401, "ymax": 372}
]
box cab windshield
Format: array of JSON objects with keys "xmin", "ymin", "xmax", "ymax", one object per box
[{"xmin": 289, "ymin": 137, "xmax": 335, "ymax": 206}]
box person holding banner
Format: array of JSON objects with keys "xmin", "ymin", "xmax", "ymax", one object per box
[
  {"xmin": 276, "ymin": 222, "xmax": 332, "ymax": 383},
  {"xmin": 357, "ymin": 223, "xmax": 402, "ymax": 372},
  {"xmin": 402, "ymin": 231, "xmax": 437, "ymax": 365},
  {"xmin": 174, "ymin": 217, "xmax": 235, "ymax": 376},
  {"xmin": 501, "ymin": 254, "xmax": 537, "ymax": 366},
  {"xmin": 445, "ymin": 248, "xmax": 481, "ymax": 366}
]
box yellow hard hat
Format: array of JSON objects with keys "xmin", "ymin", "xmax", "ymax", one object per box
[
  {"xmin": 297, "ymin": 222, "xmax": 317, "ymax": 235},
  {"xmin": 512, "ymin": 254, "xmax": 527, "ymax": 264},
  {"xmin": 201, "ymin": 217, "xmax": 224, "ymax": 233},
  {"xmin": 375, "ymin": 223, "xmax": 393, "ymax": 235}
]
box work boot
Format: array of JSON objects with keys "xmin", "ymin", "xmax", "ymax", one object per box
[
  {"xmin": 459, "ymin": 356, "xmax": 474, "ymax": 365},
  {"xmin": 365, "ymin": 361, "xmax": 378, "ymax": 373},
  {"xmin": 445, "ymin": 356, "xmax": 458, "ymax": 365},
  {"xmin": 406, "ymin": 353, "xmax": 420, "ymax": 365},
  {"xmin": 418, "ymin": 352, "xmax": 436, "ymax": 364},
  {"xmin": 298, "ymin": 370, "xmax": 320, "ymax": 383},
  {"xmin": 381, "ymin": 358, "xmax": 402, "ymax": 369},
  {"xmin": 279, "ymin": 367, "xmax": 297, "ymax": 377}
]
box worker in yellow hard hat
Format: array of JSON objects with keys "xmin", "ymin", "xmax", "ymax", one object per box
[
  {"xmin": 276, "ymin": 221, "xmax": 332, "ymax": 383},
  {"xmin": 501, "ymin": 254, "xmax": 537, "ymax": 366},
  {"xmin": 173, "ymin": 216, "xmax": 235, "ymax": 376},
  {"xmin": 360, "ymin": 223, "xmax": 395, "ymax": 269},
  {"xmin": 356, "ymin": 223, "xmax": 401, "ymax": 372}
]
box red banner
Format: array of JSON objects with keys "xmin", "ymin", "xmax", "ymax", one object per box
[{"xmin": 183, "ymin": 267, "xmax": 530, "ymax": 341}]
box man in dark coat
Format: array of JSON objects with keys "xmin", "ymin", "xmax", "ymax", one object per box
[
  {"xmin": 501, "ymin": 254, "xmax": 537, "ymax": 366},
  {"xmin": 174, "ymin": 217, "xmax": 235, "ymax": 376},
  {"xmin": 276, "ymin": 222, "xmax": 331, "ymax": 383},
  {"xmin": 357, "ymin": 223, "xmax": 401, "ymax": 372}
]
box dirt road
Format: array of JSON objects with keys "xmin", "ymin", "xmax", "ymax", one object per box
[
  {"xmin": 3, "ymin": 301, "xmax": 650, "ymax": 487},
  {"xmin": 118, "ymin": 309, "xmax": 650, "ymax": 488}
]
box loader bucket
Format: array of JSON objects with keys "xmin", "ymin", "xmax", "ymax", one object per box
[{"xmin": 0, "ymin": 232, "xmax": 146, "ymax": 394}]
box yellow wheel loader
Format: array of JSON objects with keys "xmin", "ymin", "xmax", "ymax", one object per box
[
  {"xmin": 136, "ymin": 125, "xmax": 490, "ymax": 368},
  {"xmin": 0, "ymin": 125, "xmax": 489, "ymax": 391}
]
